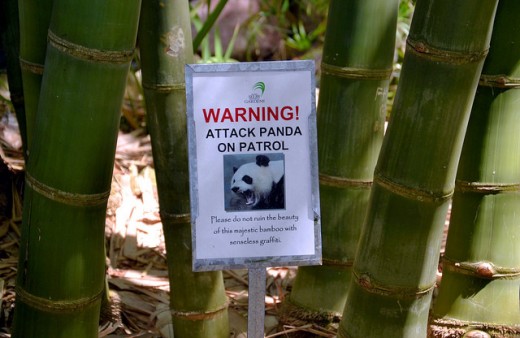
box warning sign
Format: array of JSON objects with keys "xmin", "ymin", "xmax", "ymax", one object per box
[{"xmin": 186, "ymin": 60, "xmax": 321, "ymax": 271}]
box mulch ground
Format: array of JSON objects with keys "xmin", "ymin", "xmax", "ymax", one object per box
[{"xmin": 0, "ymin": 108, "xmax": 338, "ymax": 337}]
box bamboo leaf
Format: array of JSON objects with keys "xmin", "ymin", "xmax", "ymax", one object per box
[{"xmin": 192, "ymin": 0, "xmax": 229, "ymax": 51}]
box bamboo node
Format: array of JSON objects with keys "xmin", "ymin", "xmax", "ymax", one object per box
[
  {"xmin": 19, "ymin": 57, "xmax": 45, "ymax": 75},
  {"xmin": 406, "ymin": 38, "xmax": 489, "ymax": 65},
  {"xmin": 456, "ymin": 180, "xmax": 520, "ymax": 194},
  {"xmin": 48, "ymin": 29, "xmax": 135, "ymax": 64},
  {"xmin": 321, "ymin": 258, "xmax": 354, "ymax": 268},
  {"xmin": 280, "ymin": 296, "xmax": 342, "ymax": 325},
  {"xmin": 374, "ymin": 173, "xmax": 453, "ymax": 204},
  {"xmin": 25, "ymin": 171, "xmax": 110, "ymax": 207},
  {"xmin": 171, "ymin": 301, "xmax": 228, "ymax": 321},
  {"xmin": 479, "ymin": 74, "xmax": 520, "ymax": 88},
  {"xmin": 321, "ymin": 62, "xmax": 392, "ymax": 80},
  {"xmin": 429, "ymin": 317, "xmax": 520, "ymax": 337},
  {"xmin": 142, "ymin": 82, "xmax": 186, "ymax": 93},
  {"xmin": 15, "ymin": 286, "xmax": 103, "ymax": 313},
  {"xmin": 319, "ymin": 173, "xmax": 372, "ymax": 189},
  {"xmin": 159, "ymin": 211, "xmax": 191, "ymax": 224},
  {"xmin": 442, "ymin": 257, "xmax": 520, "ymax": 279},
  {"xmin": 353, "ymin": 270, "xmax": 434, "ymax": 298}
]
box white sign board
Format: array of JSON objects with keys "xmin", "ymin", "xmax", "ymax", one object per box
[{"xmin": 186, "ymin": 60, "xmax": 321, "ymax": 271}]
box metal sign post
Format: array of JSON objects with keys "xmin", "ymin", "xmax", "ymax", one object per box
[{"xmin": 248, "ymin": 268, "xmax": 267, "ymax": 338}]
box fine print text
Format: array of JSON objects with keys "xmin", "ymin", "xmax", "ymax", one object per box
[{"xmin": 210, "ymin": 212, "xmax": 299, "ymax": 247}]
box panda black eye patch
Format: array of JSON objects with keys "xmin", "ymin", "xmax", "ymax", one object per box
[{"xmin": 242, "ymin": 175, "xmax": 253, "ymax": 184}]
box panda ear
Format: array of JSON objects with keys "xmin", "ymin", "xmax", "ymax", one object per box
[
  {"xmin": 233, "ymin": 166, "xmax": 238, "ymax": 173},
  {"xmin": 256, "ymin": 155, "xmax": 270, "ymax": 167}
]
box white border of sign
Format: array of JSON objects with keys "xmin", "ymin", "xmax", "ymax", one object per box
[{"xmin": 186, "ymin": 60, "xmax": 321, "ymax": 271}]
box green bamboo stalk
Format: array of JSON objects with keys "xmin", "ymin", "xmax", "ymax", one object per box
[
  {"xmin": 17, "ymin": 0, "xmax": 53, "ymax": 152},
  {"xmin": 138, "ymin": 1, "xmax": 229, "ymax": 337},
  {"xmin": 429, "ymin": 0, "xmax": 520, "ymax": 336},
  {"xmin": 337, "ymin": 1, "xmax": 498, "ymax": 337},
  {"xmin": 0, "ymin": 0, "xmax": 27, "ymax": 158},
  {"xmin": 281, "ymin": 0, "xmax": 399, "ymax": 326},
  {"xmin": 12, "ymin": 0, "xmax": 141, "ymax": 336}
]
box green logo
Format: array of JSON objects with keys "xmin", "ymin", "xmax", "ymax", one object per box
[{"xmin": 252, "ymin": 81, "xmax": 266, "ymax": 96}]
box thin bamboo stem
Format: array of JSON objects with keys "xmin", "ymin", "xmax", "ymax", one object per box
[
  {"xmin": 17, "ymin": 0, "xmax": 53, "ymax": 152},
  {"xmin": 0, "ymin": 0, "xmax": 27, "ymax": 158},
  {"xmin": 138, "ymin": 0, "xmax": 229, "ymax": 336}
]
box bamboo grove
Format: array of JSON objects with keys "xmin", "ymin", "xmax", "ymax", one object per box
[{"xmin": 0, "ymin": 0, "xmax": 519, "ymax": 337}]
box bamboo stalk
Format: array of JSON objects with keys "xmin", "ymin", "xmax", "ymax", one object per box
[
  {"xmin": 337, "ymin": 1, "xmax": 499, "ymax": 337},
  {"xmin": 138, "ymin": 0, "xmax": 229, "ymax": 336},
  {"xmin": 429, "ymin": 0, "xmax": 520, "ymax": 336},
  {"xmin": 0, "ymin": 0, "xmax": 27, "ymax": 158},
  {"xmin": 12, "ymin": 0, "xmax": 141, "ymax": 336},
  {"xmin": 17, "ymin": 0, "xmax": 53, "ymax": 152},
  {"xmin": 281, "ymin": 0, "xmax": 399, "ymax": 327}
]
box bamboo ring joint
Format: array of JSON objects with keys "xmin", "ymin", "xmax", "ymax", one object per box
[
  {"xmin": 406, "ymin": 38, "xmax": 488, "ymax": 65},
  {"xmin": 48, "ymin": 29, "xmax": 134, "ymax": 64},
  {"xmin": 19, "ymin": 57, "xmax": 45, "ymax": 75},
  {"xmin": 16, "ymin": 286, "xmax": 103, "ymax": 313},
  {"xmin": 25, "ymin": 171, "xmax": 110, "ymax": 207},
  {"xmin": 374, "ymin": 173, "xmax": 453, "ymax": 204},
  {"xmin": 321, "ymin": 62, "xmax": 392, "ymax": 80},
  {"xmin": 442, "ymin": 256, "xmax": 520, "ymax": 279},
  {"xmin": 159, "ymin": 210, "xmax": 191, "ymax": 224},
  {"xmin": 319, "ymin": 173, "xmax": 373, "ymax": 189},
  {"xmin": 353, "ymin": 270, "xmax": 434, "ymax": 298},
  {"xmin": 170, "ymin": 302, "xmax": 228, "ymax": 321},
  {"xmin": 142, "ymin": 82, "xmax": 186, "ymax": 93},
  {"xmin": 456, "ymin": 180, "xmax": 520, "ymax": 194},
  {"xmin": 479, "ymin": 74, "xmax": 520, "ymax": 88}
]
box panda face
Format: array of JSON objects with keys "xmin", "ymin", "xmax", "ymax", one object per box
[
  {"xmin": 229, "ymin": 154, "xmax": 285, "ymax": 209},
  {"xmin": 230, "ymin": 161, "xmax": 274, "ymax": 206}
]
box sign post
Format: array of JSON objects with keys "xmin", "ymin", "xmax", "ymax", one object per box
[
  {"xmin": 248, "ymin": 268, "xmax": 267, "ymax": 338},
  {"xmin": 186, "ymin": 60, "xmax": 321, "ymax": 337}
]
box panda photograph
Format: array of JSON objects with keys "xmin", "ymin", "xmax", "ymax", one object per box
[{"xmin": 224, "ymin": 153, "xmax": 285, "ymax": 211}]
